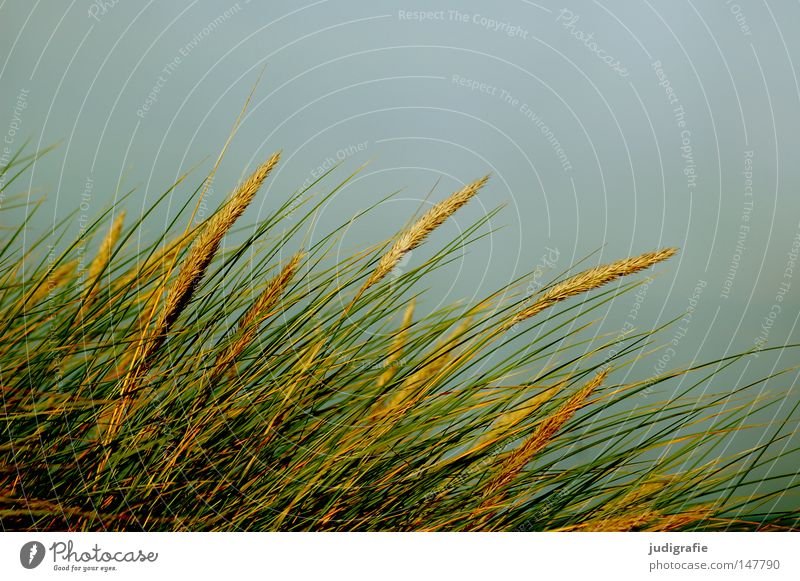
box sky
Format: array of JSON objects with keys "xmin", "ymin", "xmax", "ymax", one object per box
[{"xmin": 2, "ymin": 0, "xmax": 799, "ymax": 504}]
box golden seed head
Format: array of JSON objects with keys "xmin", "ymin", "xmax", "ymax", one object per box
[
  {"xmin": 83, "ymin": 211, "xmax": 126, "ymax": 309},
  {"xmin": 482, "ymin": 370, "xmax": 608, "ymax": 500},
  {"xmin": 213, "ymin": 251, "xmax": 303, "ymax": 376},
  {"xmin": 359, "ymin": 176, "xmax": 489, "ymax": 295},
  {"xmin": 29, "ymin": 261, "xmax": 77, "ymax": 304},
  {"xmin": 159, "ymin": 152, "xmax": 281, "ymax": 335},
  {"xmin": 507, "ymin": 248, "xmax": 677, "ymax": 329},
  {"xmin": 378, "ymin": 299, "xmax": 416, "ymax": 388}
]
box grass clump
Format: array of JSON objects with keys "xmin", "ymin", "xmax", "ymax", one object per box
[{"xmin": 1, "ymin": 142, "xmax": 798, "ymax": 532}]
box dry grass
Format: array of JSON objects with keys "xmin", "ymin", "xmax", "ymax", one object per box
[
  {"xmin": 156, "ymin": 151, "xmax": 281, "ymax": 341},
  {"xmin": 357, "ymin": 176, "xmax": 489, "ymax": 298},
  {"xmin": 29, "ymin": 260, "xmax": 76, "ymax": 304},
  {"xmin": 480, "ymin": 370, "xmax": 608, "ymax": 504},
  {"xmin": 82, "ymin": 210, "xmax": 125, "ymax": 311},
  {"xmin": 102, "ymin": 152, "xmax": 280, "ymax": 448},
  {"xmin": 505, "ymin": 248, "xmax": 677, "ymax": 330},
  {"xmin": 3, "ymin": 141, "xmax": 797, "ymax": 533},
  {"xmin": 377, "ymin": 299, "xmax": 415, "ymax": 389},
  {"xmin": 213, "ymin": 250, "xmax": 304, "ymax": 378}
]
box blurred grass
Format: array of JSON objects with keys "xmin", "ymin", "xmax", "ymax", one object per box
[{"xmin": 1, "ymin": 140, "xmax": 798, "ymax": 531}]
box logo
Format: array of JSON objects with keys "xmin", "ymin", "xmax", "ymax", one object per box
[{"xmin": 20, "ymin": 541, "xmax": 46, "ymax": 569}]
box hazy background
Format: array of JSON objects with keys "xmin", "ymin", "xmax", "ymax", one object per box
[{"xmin": 2, "ymin": 1, "xmax": 799, "ymax": 508}]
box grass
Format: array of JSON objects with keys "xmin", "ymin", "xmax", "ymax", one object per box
[{"xmin": 1, "ymin": 140, "xmax": 799, "ymax": 532}]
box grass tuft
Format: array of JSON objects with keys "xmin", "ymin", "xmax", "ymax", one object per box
[{"xmin": 0, "ymin": 144, "xmax": 797, "ymax": 532}]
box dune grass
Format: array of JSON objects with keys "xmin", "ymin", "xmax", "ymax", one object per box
[{"xmin": 1, "ymin": 142, "xmax": 798, "ymax": 532}]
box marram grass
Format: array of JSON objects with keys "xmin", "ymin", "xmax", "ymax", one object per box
[{"xmin": 1, "ymin": 145, "xmax": 798, "ymax": 532}]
